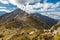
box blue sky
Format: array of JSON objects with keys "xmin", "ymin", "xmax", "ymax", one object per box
[{"xmin": 0, "ymin": 0, "xmax": 60, "ymax": 20}]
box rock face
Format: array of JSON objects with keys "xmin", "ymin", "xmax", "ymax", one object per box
[{"xmin": 0, "ymin": 8, "xmax": 58, "ymax": 40}]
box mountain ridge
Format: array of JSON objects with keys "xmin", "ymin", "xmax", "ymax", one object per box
[
  {"xmin": 0, "ymin": 8, "xmax": 58, "ymax": 29},
  {"xmin": 0, "ymin": 8, "xmax": 59, "ymax": 40}
]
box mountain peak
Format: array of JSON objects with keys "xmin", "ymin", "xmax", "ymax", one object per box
[
  {"xmin": 10, "ymin": 8, "xmax": 28, "ymax": 16},
  {"xmin": 0, "ymin": 8, "xmax": 28, "ymax": 21}
]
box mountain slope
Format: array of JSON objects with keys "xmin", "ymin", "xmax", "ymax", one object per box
[
  {"xmin": 0, "ymin": 8, "xmax": 50, "ymax": 30},
  {"xmin": 32, "ymin": 13, "xmax": 58, "ymax": 27},
  {"xmin": 0, "ymin": 8, "xmax": 58, "ymax": 40}
]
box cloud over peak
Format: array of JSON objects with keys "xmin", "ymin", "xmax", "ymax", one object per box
[
  {"xmin": 0, "ymin": 0, "xmax": 9, "ymax": 4},
  {"xmin": 9, "ymin": 0, "xmax": 40, "ymax": 5},
  {"xmin": 7, "ymin": 0, "xmax": 60, "ymax": 13},
  {"xmin": 0, "ymin": 0, "xmax": 60, "ymax": 13}
]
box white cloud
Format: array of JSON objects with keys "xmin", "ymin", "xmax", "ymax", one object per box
[
  {"xmin": 9, "ymin": 0, "xmax": 40, "ymax": 5},
  {"xmin": 0, "ymin": 6, "xmax": 6, "ymax": 9},
  {"xmin": 8, "ymin": 0, "xmax": 40, "ymax": 13},
  {"xmin": 33, "ymin": 3, "xmax": 43, "ymax": 8},
  {"xmin": 40, "ymin": 12, "xmax": 60, "ymax": 20},
  {"xmin": 51, "ymin": 2, "xmax": 60, "ymax": 9},
  {"xmin": 0, "ymin": 9, "xmax": 13, "ymax": 13},
  {"xmin": 0, "ymin": 0, "xmax": 9, "ymax": 4},
  {"xmin": 0, "ymin": 0, "xmax": 60, "ymax": 13},
  {"xmin": 8, "ymin": 0, "xmax": 60, "ymax": 13}
]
